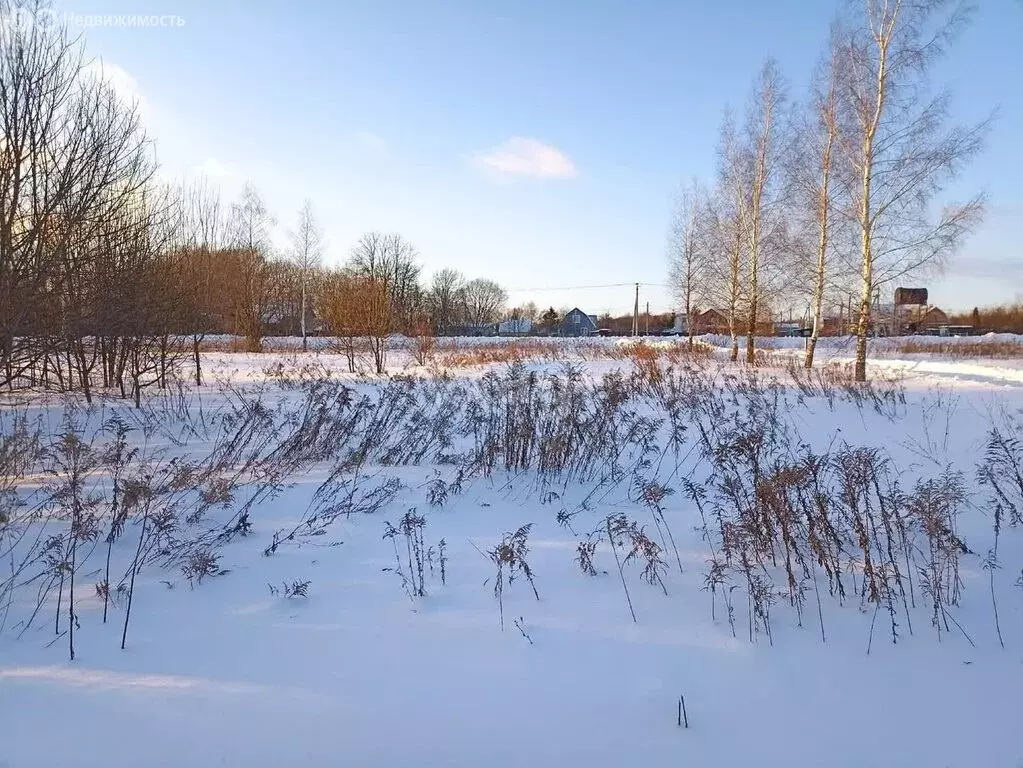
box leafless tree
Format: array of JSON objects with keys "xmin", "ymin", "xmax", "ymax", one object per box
[
  {"xmin": 230, "ymin": 183, "xmax": 275, "ymax": 255},
  {"xmin": 790, "ymin": 39, "xmax": 845, "ymax": 369},
  {"xmin": 318, "ymin": 270, "xmax": 358, "ymax": 372},
  {"xmin": 227, "ymin": 184, "xmax": 278, "ymax": 351},
  {"xmin": 289, "ymin": 199, "xmax": 324, "ymax": 350},
  {"xmin": 428, "ymin": 267, "xmax": 465, "ymax": 335},
  {"xmin": 668, "ymin": 180, "xmax": 709, "ymax": 347},
  {"xmin": 183, "ymin": 176, "xmax": 224, "ymax": 250},
  {"xmin": 713, "ymin": 112, "xmax": 749, "ymax": 362},
  {"xmin": 505, "ymin": 301, "xmax": 539, "ymax": 323},
  {"xmin": 739, "ymin": 61, "xmax": 785, "ymax": 363},
  {"xmin": 461, "ymin": 278, "xmax": 507, "ymax": 331},
  {"xmin": 175, "ymin": 177, "xmax": 223, "ymax": 384},
  {"xmin": 835, "ymin": 0, "xmax": 987, "ymax": 381},
  {"xmin": 348, "ymin": 232, "xmax": 422, "ymax": 332},
  {"xmin": 318, "ymin": 271, "xmax": 389, "ymax": 372},
  {"xmin": 105, "ymin": 184, "xmax": 183, "ymax": 406},
  {"xmin": 0, "ymin": 0, "xmax": 162, "ymax": 396}
]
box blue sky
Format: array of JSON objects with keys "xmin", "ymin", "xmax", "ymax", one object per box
[{"xmin": 58, "ymin": 0, "xmax": 1022, "ymax": 315}]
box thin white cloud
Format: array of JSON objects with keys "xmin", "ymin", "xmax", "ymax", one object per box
[
  {"xmin": 78, "ymin": 60, "xmax": 239, "ymax": 203},
  {"xmin": 354, "ymin": 131, "xmax": 389, "ymax": 157},
  {"xmin": 154, "ymin": 157, "xmax": 232, "ymax": 183},
  {"xmin": 473, "ymin": 137, "xmax": 577, "ymax": 180},
  {"xmin": 195, "ymin": 157, "xmax": 235, "ymax": 179}
]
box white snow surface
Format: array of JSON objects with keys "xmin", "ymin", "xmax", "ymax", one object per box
[{"xmin": 1, "ymin": 339, "xmax": 1022, "ymax": 768}]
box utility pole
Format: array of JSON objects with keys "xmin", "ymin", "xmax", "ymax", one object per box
[
  {"xmin": 632, "ymin": 283, "xmax": 639, "ymax": 337},
  {"xmin": 645, "ymin": 301, "xmax": 649, "ymax": 335}
]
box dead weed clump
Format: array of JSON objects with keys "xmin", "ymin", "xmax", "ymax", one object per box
[
  {"xmin": 484, "ymin": 524, "xmax": 540, "ymax": 630},
  {"xmin": 435, "ymin": 339, "xmax": 568, "ymax": 368},
  {"xmin": 691, "ymin": 385, "xmax": 983, "ymax": 650},
  {"xmin": 784, "ymin": 357, "xmax": 905, "ymax": 417}
]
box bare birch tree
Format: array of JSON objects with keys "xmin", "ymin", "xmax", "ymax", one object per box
[
  {"xmin": 715, "ymin": 112, "xmax": 749, "ymax": 363},
  {"xmin": 835, "ymin": 0, "xmax": 986, "ymax": 381},
  {"xmin": 740, "ymin": 61, "xmax": 785, "ymax": 364},
  {"xmin": 793, "ymin": 40, "xmax": 843, "ymax": 369},
  {"xmin": 230, "ymin": 183, "xmax": 275, "ymax": 256},
  {"xmin": 289, "ymin": 199, "xmax": 323, "ymax": 350},
  {"xmin": 227, "ymin": 184, "xmax": 278, "ymax": 351},
  {"xmin": 668, "ymin": 181, "xmax": 708, "ymax": 347}
]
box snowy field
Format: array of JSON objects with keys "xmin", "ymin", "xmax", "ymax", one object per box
[{"xmin": 1, "ymin": 337, "xmax": 1022, "ymax": 768}]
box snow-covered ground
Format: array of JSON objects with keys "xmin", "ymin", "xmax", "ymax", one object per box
[{"xmin": 1, "ymin": 339, "xmax": 1022, "ymax": 767}]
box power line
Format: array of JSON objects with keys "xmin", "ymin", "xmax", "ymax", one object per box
[
  {"xmin": 505, "ymin": 281, "xmax": 669, "ymax": 292},
  {"xmin": 504, "ymin": 281, "xmax": 633, "ymax": 292}
]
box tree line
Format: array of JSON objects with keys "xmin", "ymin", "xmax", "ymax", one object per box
[
  {"xmin": 668, "ymin": 0, "xmax": 987, "ymax": 380},
  {"xmin": 0, "ymin": 0, "xmax": 538, "ymax": 395},
  {"xmin": 949, "ymin": 304, "xmax": 1023, "ymax": 335}
]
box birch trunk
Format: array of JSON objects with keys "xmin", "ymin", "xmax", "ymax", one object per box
[
  {"xmin": 805, "ymin": 87, "xmax": 836, "ymax": 369},
  {"xmin": 854, "ymin": 21, "xmax": 891, "ymax": 383}
]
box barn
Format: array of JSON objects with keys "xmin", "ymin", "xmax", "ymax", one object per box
[{"xmin": 558, "ymin": 308, "xmax": 598, "ymax": 336}]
